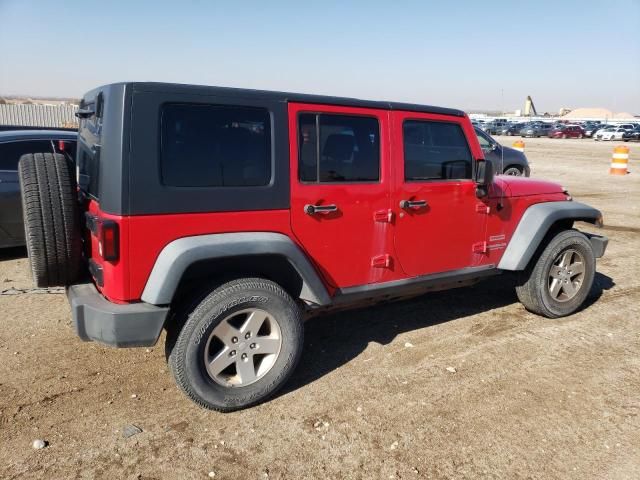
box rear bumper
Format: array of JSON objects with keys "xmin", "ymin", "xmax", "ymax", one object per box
[{"xmin": 67, "ymin": 283, "xmax": 169, "ymax": 347}]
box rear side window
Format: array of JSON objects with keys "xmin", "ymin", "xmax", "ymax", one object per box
[
  {"xmin": 0, "ymin": 140, "xmax": 53, "ymax": 170},
  {"xmin": 403, "ymin": 120, "xmax": 472, "ymax": 181},
  {"xmin": 298, "ymin": 113, "xmax": 380, "ymax": 183},
  {"xmin": 160, "ymin": 104, "xmax": 271, "ymax": 187}
]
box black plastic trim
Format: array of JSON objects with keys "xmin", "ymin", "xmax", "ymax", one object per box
[
  {"xmin": 498, "ymin": 201, "xmax": 603, "ymax": 270},
  {"xmin": 88, "ymin": 259, "xmax": 104, "ymax": 287},
  {"xmin": 141, "ymin": 232, "xmax": 331, "ymax": 306},
  {"xmin": 333, "ymin": 265, "xmax": 499, "ymax": 305},
  {"xmin": 67, "ymin": 283, "xmax": 169, "ymax": 348}
]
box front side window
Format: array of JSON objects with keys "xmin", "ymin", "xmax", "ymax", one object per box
[
  {"xmin": 161, "ymin": 104, "xmax": 271, "ymax": 187},
  {"xmin": 298, "ymin": 113, "xmax": 379, "ymax": 183},
  {"xmin": 474, "ymin": 129, "xmax": 492, "ymax": 149},
  {"xmin": 403, "ymin": 120, "xmax": 472, "ymax": 181}
]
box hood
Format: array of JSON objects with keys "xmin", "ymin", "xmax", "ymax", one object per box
[{"xmin": 491, "ymin": 176, "xmax": 564, "ymax": 198}]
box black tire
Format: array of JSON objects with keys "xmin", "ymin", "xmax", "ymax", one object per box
[
  {"xmin": 18, "ymin": 153, "xmax": 82, "ymax": 287},
  {"xmin": 167, "ymin": 278, "xmax": 304, "ymax": 411},
  {"xmin": 516, "ymin": 230, "xmax": 595, "ymax": 318},
  {"xmin": 503, "ymin": 165, "xmax": 524, "ymax": 176}
]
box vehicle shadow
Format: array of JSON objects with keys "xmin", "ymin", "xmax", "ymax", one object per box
[
  {"xmin": 0, "ymin": 246, "xmax": 27, "ymax": 261},
  {"xmin": 279, "ymin": 271, "xmax": 615, "ymax": 396}
]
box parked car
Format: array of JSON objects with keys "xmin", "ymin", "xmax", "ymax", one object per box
[
  {"xmin": 499, "ymin": 123, "xmax": 526, "ymax": 136},
  {"xmin": 623, "ymin": 126, "xmax": 640, "ymax": 142},
  {"xmin": 474, "ymin": 127, "xmax": 530, "ymax": 176},
  {"xmin": 593, "ymin": 126, "xmax": 613, "ymax": 139},
  {"xmin": 548, "ymin": 125, "xmax": 585, "ymax": 139},
  {"xmin": 520, "ymin": 123, "xmax": 553, "ymax": 137},
  {"xmin": 18, "ymin": 82, "xmax": 607, "ymax": 411},
  {"xmin": 583, "ymin": 123, "xmax": 603, "ymax": 138},
  {"xmin": 595, "ymin": 127, "xmax": 626, "ymax": 141},
  {"xmin": 614, "ymin": 123, "xmax": 637, "ymax": 132},
  {"xmin": 0, "ymin": 130, "xmax": 77, "ymax": 248},
  {"xmin": 482, "ymin": 121, "xmax": 509, "ymax": 135}
]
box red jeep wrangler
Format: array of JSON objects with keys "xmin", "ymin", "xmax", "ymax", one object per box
[{"xmin": 18, "ymin": 82, "xmax": 607, "ymax": 411}]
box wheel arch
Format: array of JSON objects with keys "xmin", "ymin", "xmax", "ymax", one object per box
[
  {"xmin": 141, "ymin": 232, "xmax": 332, "ymax": 307},
  {"xmin": 498, "ymin": 201, "xmax": 603, "ymax": 271}
]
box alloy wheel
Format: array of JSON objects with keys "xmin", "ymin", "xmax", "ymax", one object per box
[
  {"xmin": 204, "ymin": 308, "xmax": 282, "ymax": 387},
  {"xmin": 548, "ymin": 249, "xmax": 586, "ymax": 302}
]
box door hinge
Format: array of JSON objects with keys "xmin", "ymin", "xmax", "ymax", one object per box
[
  {"xmin": 472, "ymin": 241, "xmax": 488, "ymax": 254},
  {"xmin": 475, "ymin": 204, "xmax": 490, "ymax": 214},
  {"xmin": 371, "ymin": 254, "xmax": 392, "ymax": 268},
  {"xmin": 373, "ymin": 209, "xmax": 394, "ymax": 223}
]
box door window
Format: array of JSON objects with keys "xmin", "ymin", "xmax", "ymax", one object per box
[
  {"xmin": 403, "ymin": 120, "xmax": 472, "ymax": 181},
  {"xmin": 298, "ymin": 113, "xmax": 379, "ymax": 183},
  {"xmin": 0, "ymin": 140, "xmax": 53, "ymax": 171},
  {"xmin": 474, "ymin": 128, "xmax": 492, "ymax": 149}
]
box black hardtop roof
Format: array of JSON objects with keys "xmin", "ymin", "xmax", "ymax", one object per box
[{"xmin": 101, "ymin": 82, "xmax": 465, "ymax": 118}]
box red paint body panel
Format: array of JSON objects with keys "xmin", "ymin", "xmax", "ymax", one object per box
[
  {"xmin": 389, "ymin": 111, "xmax": 488, "ymax": 275},
  {"xmin": 88, "ymin": 203, "xmax": 293, "ymax": 302},
  {"xmin": 288, "ymin": 103, "xmax": 401, "ymax": 288},
  {"xmin": 499, "ymin": 176, "xmax": 564, "ymax": 197}
]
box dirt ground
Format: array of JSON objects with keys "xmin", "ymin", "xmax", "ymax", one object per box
[{"xmin": 1, "ymin": 137, "xmax": 638, "ymax": 480}]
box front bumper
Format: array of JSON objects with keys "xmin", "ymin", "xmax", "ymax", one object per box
[
  {"xmin": 67, "ymin": 283, "xmax": 169, "ymax": 348},
  {"xmin": 584, "ymin": 233, "xmax": 608, "ymax": 259}
]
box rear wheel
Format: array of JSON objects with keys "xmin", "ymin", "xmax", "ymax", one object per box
[
  {"xmin": 516, "ymin": 230, "xmax": 595, "ymax": 318},
  {"xmin": 18, "ymin": 153, "xmax": 82, "ymax": 287},
  {"xmin": 167, "ymin": 278, "xmax": 304, "ymax": 411}
]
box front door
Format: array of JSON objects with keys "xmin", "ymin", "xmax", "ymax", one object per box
[
  {"xmin": 289, "ymin": 103, "xmax": 393, "ymax": 288},
  {"xmin": 391, "ymin": 112, "xmax": 487, "ymax": 277}
]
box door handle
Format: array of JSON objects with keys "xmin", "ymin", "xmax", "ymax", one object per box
[
  {"xmin": 399, "ymin": 199, "xmax": 428, "ymax": 209},
  {"xmin": 304, "ymin": 204, "xmax": 338, "ymax": 215}
]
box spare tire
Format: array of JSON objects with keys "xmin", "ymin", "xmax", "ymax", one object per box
[{"xmin": 18, "ymin": 152, "xmax": 83, "ymax": 287}]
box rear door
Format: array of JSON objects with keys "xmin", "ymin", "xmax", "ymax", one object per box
[
  {"xmin": 289, "ymin": 103, "xmax": 394, "ymax": 288},
  {"xmin": 391, "ymin": 112, "xmax": 487, "ymax": 277},
  {"xmin": 0, "ymin": 139, "xmax": 55, "ymax": 246}
]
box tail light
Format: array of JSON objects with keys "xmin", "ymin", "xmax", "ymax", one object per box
[{"xmin": 98, "ymin": 220, "xmax": 119, "ymax": 261}]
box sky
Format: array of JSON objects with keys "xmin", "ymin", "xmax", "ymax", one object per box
[{"xmin": 1, "ymin": 0, "xmax": 639, "ymax": 114}]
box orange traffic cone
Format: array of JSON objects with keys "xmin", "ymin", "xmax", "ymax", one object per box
[
  {"xmin": 609, "ymin": 146, "xmax": 630, "ymax": 175},
  {"xmin": 512, "ymin": 140, "xmax": 525, "ymax": 153}
]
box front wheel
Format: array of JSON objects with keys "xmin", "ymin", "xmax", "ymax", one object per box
[
  {"xmin": 167, "ymin": 278, "xmax": 304, "ymax": 411},
  {"xmin": 516, "ymin": 230, "xmax": 595, "ymax": 318},
  {"xmin": 503, "ymin": 165, "xmax": 524, "ymax": 176}
]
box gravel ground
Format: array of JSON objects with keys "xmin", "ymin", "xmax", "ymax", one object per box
[{"xmin": 1, "ymin": 137, "xmax": 638, "ymax": 479}]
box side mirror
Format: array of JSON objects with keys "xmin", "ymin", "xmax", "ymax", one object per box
[
  {"xmin": 475, "ymin": 159, "xmax": 494, "ymax": 198},
  {"xmin": 490, "ymin": 143, "xmax": 499, "ymax": 151}
]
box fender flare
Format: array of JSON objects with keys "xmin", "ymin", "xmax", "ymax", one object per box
[
  {"xmin": 498, "ymin": 201, "xmax": 602, "ymax": 271},
  {"xmin": 140, "ymin": 232, "xmax": 331, "ymax": 306}
]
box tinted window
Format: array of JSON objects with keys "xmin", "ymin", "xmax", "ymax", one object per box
[
  {"xmin": 474, "ymin": 129, "xmax": 492, "ymax": 149},
  {"xmin": 298, "ymin": 113, "xmax": 379, "ymax": 182},
  {"xmin": 161, "ymin": 104, "xmax": 271, "ymax": 187},
  {"xmin": 0, "ymin": 140, "xmax": 53, "ymax": 170},
  {"xmin": 403, "ymin": 120, "xmax": 472, "ymax": 181}
]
